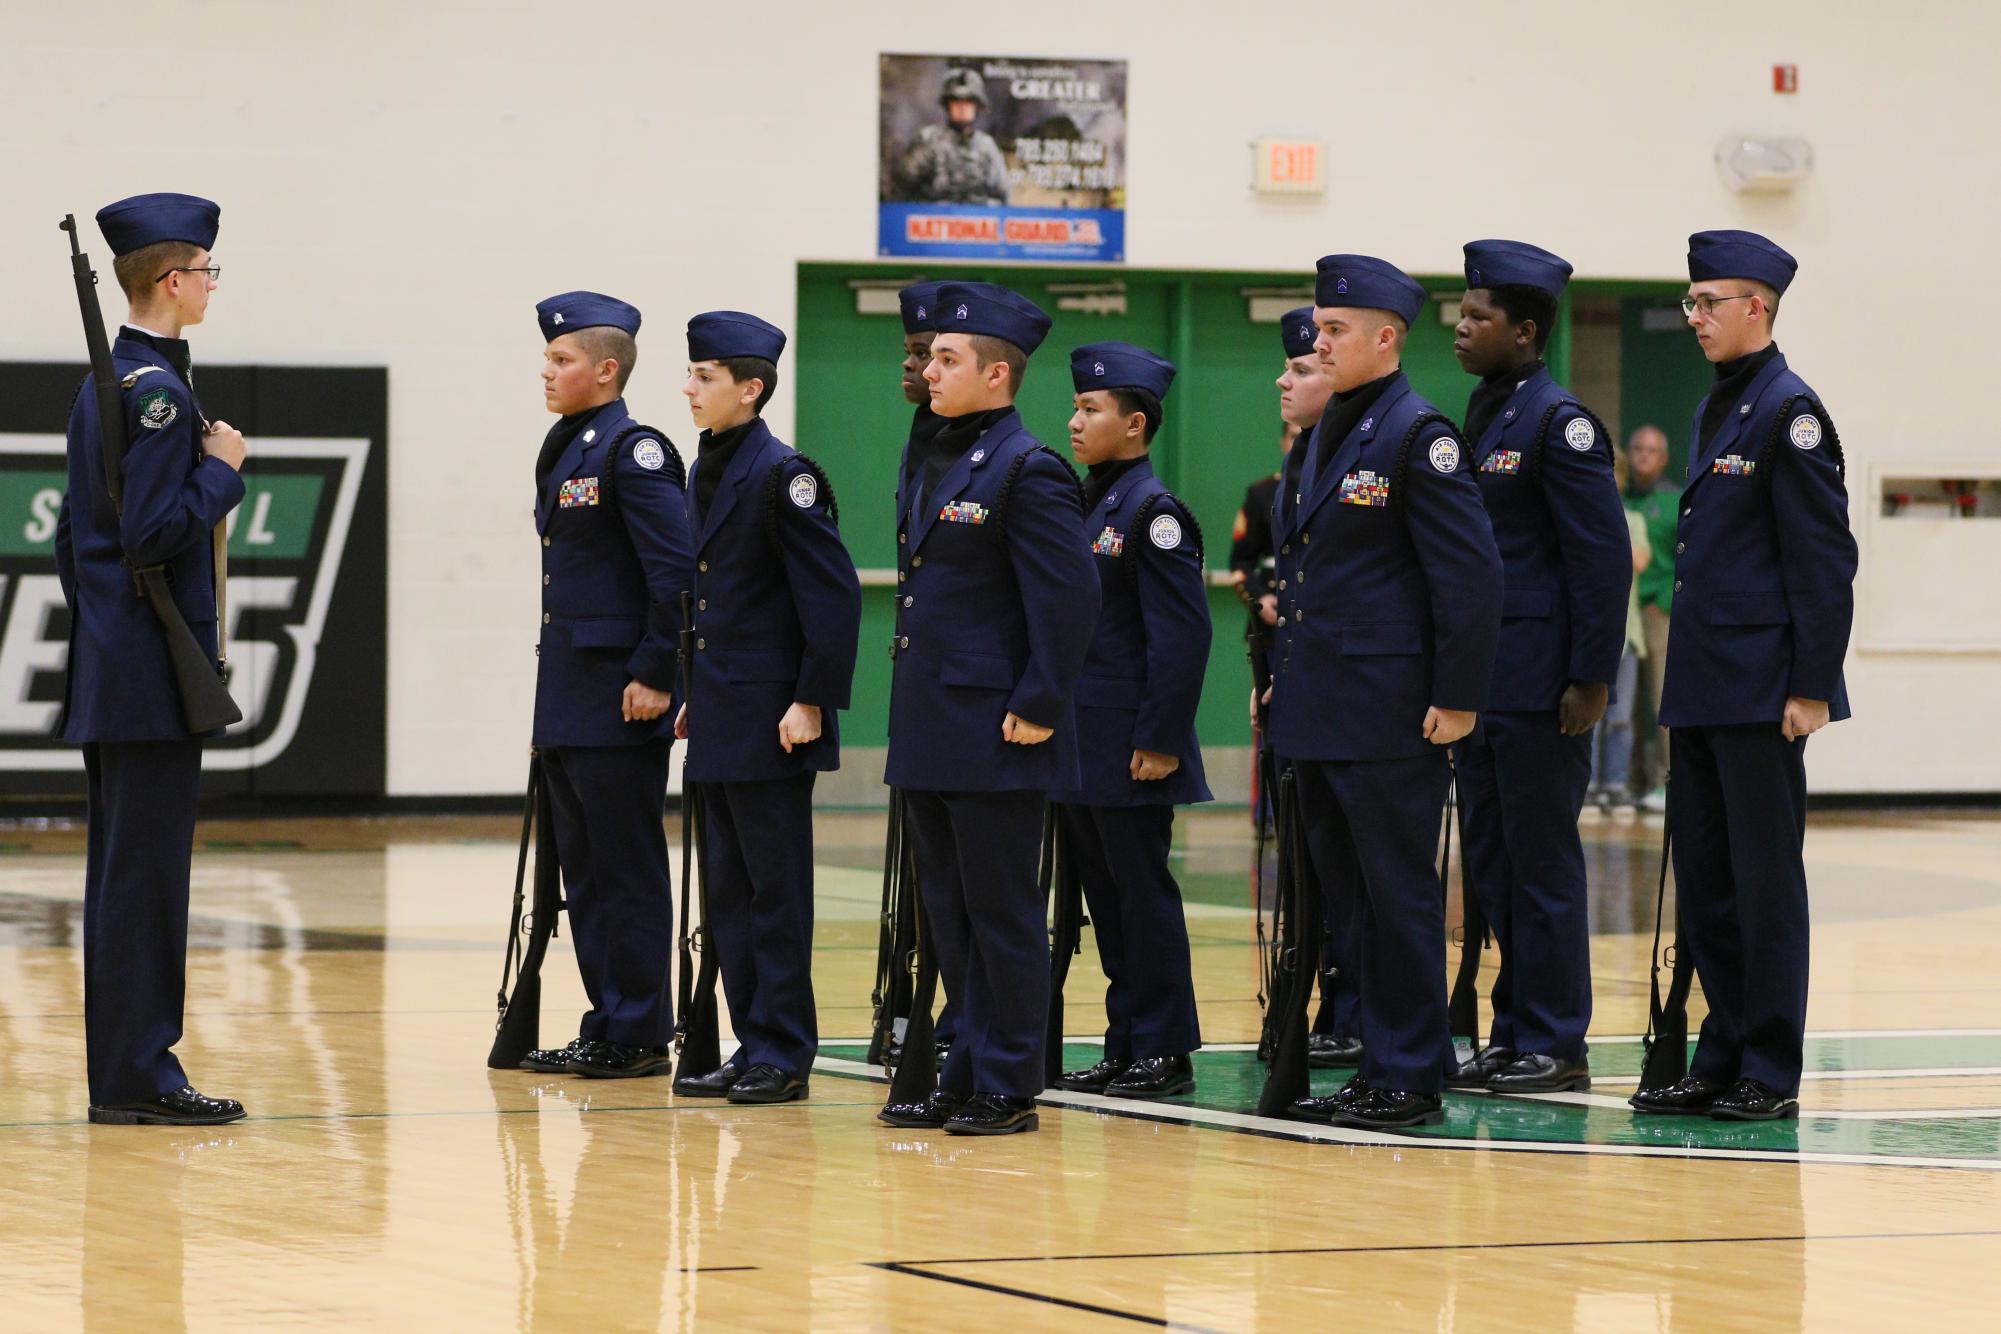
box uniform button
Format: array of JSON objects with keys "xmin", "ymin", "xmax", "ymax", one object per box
[
  {"xmin": 534, "ymin": 646, "xmax": 540, "ymax": 657},
  {"xmin": 1296, "ymin": 571, "xmax": 1306, "ymax": 585},
  {"xmin": 899, "ymin": 635, "xmax": 910, "ymax": 649},
  {"xmin": 1302, "ymin": 533, "xmax": 1311, "ymax": 544},
  {"xmin": 898, "ymin": 571, "xmax": 907, "ymax": 583},
  {"xmin": 541, "ymin": 537, "xmax": 551, "ymax": 548},
  {"xmin": 698, "ymin": 560, "xmax": 709, "ymax": 572},
  {"xmin": 542, "ymin": 613, "xmax": 550, "ymax": 624},
  {"xmin": 697, "ymin": 638, "xmax": 706, "ymax": 650},
  {"xmin": 1278, "ymin": 580, "xmax": 1287, "ymax": 591},
  {"xmin": 542, "ymin": 575, "xmax": 550, "ymax": 586},
  {"xmin": 1276, "ymin": 616, "xmax": 1288, "ymax": 627},
  {"xmin": 1295, "ymin": 609, "xmax": 1306, "ymax": 622},
  {"xmin": 698, "ymin": 599, "xmax": 708, "ymax": 611},
  {"xmin": 899, "ymin": 533, "xmax": 908, "ymax": 545},
  {"xmin": 1675, "ymin": 542, "xmax": 1686, "ymax": 555},
  {"xmin": 1281, "ymin": 544, "xmax": 1291, "ymax": 555},
  {"xmin": 1682, "ymin": 508, "xmax": 1692, "ymax": 518},
  {"xmin": 1673, "ymin": 579, "xmax": 1683, "ymax": 593},
  {"xmin": 912, "ymin": 556, "xmax": 923, "ymax": 568},
  {"xmin": 902, "ymin": 596, "xmax": 913, "ymax": 608}
]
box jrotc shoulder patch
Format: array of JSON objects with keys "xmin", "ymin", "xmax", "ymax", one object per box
[
  {"xmin": 1149, "ymin": 514, "xmax": 1183, "ymax": 550},
  {"xmin": 136, "ymin": 387, "xmax": 176, "ymax": 430},
  {"xmin": 1428, "ymin": 437, "xmax": 1461, "ymax": 473},
  {"xmin": 1789, "ymin": 414, "xmax": 1823, "ymax": 450},
  {"xmin": 1564, "ymin": 417, "xmax": 1596, "ymax": 451},
  {"xmin": 631, "ymin": 438, "xmax": 666, "ymax": 471},
  {"xmin": 788, "ymin": 471, "xmax": 819, "ymax": 508}
]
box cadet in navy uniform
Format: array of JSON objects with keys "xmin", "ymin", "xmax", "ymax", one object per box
[
  {"xmin": 1266, "ymin": 305, "xmax": 1364, "ymax": 1069},
  {"xmin": 668, "ymin": 312, "xmax": 861, "ymax": 1104},
  {"xmin": 56, "ymin": 194, "xmax": 247, "ymax": 1125},
  {"xmin": 1049, "ymin": 342, "xmax": 1212, "ymax": 1099},
  {"xmin": 1630, "ymin": 232, "xmax": 1857, "ymax": 1122},
  {"xmin": 1273, "ymin": 256, "xmax": 1503, "ymax": 1129},
  {"xmin": 518, "ymin": 292, "xmax": 694, "ymax": 1079},
  {"xmin": 876, "ymin": 282, "xmax": 1097, "ymax": 1135},
  {"xmin": 1446, "ymin": 241, "xmax": 1632, "ymax": 1093}
]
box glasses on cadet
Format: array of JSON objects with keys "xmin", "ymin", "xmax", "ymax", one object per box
[
  {"xmin": 1680, "ymin": 293, "xmax": 1752, "ymax": 318},
  {"xmin": 155, "ymin": 265, "xmax": 221, "ymax": 284}
]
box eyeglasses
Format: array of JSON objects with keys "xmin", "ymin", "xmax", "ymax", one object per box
[
  {"xmin": 1680, "ymin": 293, "xmax": 1752, "ymax": 318},
  {"xmin": 155, "ymin": 266, "xmax": 221, "ymax": 284}
]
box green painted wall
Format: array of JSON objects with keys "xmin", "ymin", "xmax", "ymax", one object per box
[{"xmin": 793, "ymin": 263, "xmax": 1684, "ymax": 755}]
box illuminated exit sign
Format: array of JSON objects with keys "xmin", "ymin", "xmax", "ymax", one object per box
[{"xmin": 1253, "ymin": 138, "xmax": 1326, "ymax": 195}]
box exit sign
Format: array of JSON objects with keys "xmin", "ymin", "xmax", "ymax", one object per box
[
  {"xmin": 1774, "ymin": 63, "xmax": 1799, "ymax": 93},
  {"xmin": 1253, "ymin": 138, "xmax": 1326, "ymax": 195}
]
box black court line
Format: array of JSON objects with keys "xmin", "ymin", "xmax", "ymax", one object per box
[
  {"xmin": 871, "ymin": 1262, "xmax": 1229, "ymax": 1333},
  {"xmin": 884, "ymin": 1226, "xmax": 2001, "ymax": 1268},
  {"xmin": 684, "ymin": 1265, "xmax": 760, "ymax": 1273}
]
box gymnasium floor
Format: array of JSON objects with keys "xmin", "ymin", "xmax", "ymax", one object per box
[{"xmin": 2, "ymin": 804, "xmax": 1999, "ymax": 1330}]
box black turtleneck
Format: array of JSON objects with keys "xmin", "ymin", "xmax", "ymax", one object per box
[
  {"xmin": 1463, "ymin": 358, "xmax": 1544, "ymax": 445},
  {"xmin": 1084, "ymin": 454, "xmax": 1145, "ymax": 509},
  {"xmin": 695, "ymin": 418, "xmax": 757, "ymax": 521},
  {"xmin": 535, "ymin": 408, "xmax": 596, "ymax": 491},
  {"xmin": 1700, "ymin": 343, "xmax": 1781, "ymax": 456},
  {"xmin": 908, "ymin": 404, "xmax": 1012, "ymax": 517},
  {"xmin": 1314, "ymin": 369, "xmax": 1401, "ymax": 473}
]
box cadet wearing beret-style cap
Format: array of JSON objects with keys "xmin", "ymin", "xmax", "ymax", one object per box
[
  {"xmin": 519, "ymin": 289, "xmax": 695, "ymax": 1081},
  {"xmin": 1448, "ymin": 240, "xmax": 1632, "ymax": 1098},
  {"xmin": 670, "ymin": 308, "xmax": 859, "ymax": 1105},
  {"xmin": 881, "ymin": 281, "xmax": 1096, "ymax": 1136},
  {"xmin": 1047, "ymin": 341, "xmax": 1211, "ymax": 1100},
  {"xmin": 62, "ymin": 192, "xmax": 247, "ymax": 1126},
  {"xmin": 1630, "ymin": 231, "xmax": 1855, "ymax": 1123},
  {"xmin": 1272, "ymin": 253, "xmax": 1503, "ymax": 1130}
]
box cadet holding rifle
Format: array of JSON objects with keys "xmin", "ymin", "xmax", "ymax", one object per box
[{"xmin": 56, "ymin": 193, "xmax": 248, "ymax": 1125}]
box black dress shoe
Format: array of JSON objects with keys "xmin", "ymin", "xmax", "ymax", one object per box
[
  {"xmin": 1055, "ymin": 1057, "xmax": 1127, "ymax": 1093},
  {"xmin": 673, "ymin": 1061, "xmax": 744, "ymax": 1098},
  {"xmin": 566, "ymin": 1041, "xmax": 672, "ymax": 1078},
  {"xmin": 1628, "ymin": 1075, "xmax": 1724, "ymax": 1115},
  {"xmin": 727, "ymin": 1064, "xmax": 809, "ymax": 1104},
  {"xmin": 1331, "ymin": 1088, "xmax": 1444, "ymax": 1129},
  {"xmin": 1487, "ymin": 1053, "xmax": 1591, "ymax": 1093},
  {"xmin": 89, "ymin": 1086, "xmax": 246, "ymax": 1126},
  {"xmin": 1308, "ymin": 1034, "xmax": 1365, "ymax": 1068},
  {"xmin": 1708, "ymin": 1077, "xmax": 1799, "ymax": 1121},
  {"xmin": 878, "ymin": 1089, "xmax": 964, "ymax": 1129},
  {"xmin": 1106, "ymin": 1054, "xmax": 1195, "ymax": 1098},
  {"xmin": 944, "ymin": 1092, "xmax": 1040, "ymax": 1136},
  {"xmin": 1445, "ymin": 1046, "xmax": 1517, "ymax": 1089},
  {"xmin": 521, "ymin": 1037, "xmax": 599, "ymax": 1074},
  {"xmin": 1287, "ymin": 1074, "xmax": 1372, "ymax": 1122}
]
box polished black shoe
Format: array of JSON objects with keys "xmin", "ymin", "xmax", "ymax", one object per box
[
  {"xmin": 1628, "ymin": 1075, "xmax": 1724, "ymax": 1115},
  {"xmin": 1488, "ymin": 1053, "xmax": 1591, "ymax": 1093},
  {"xmin": 566, "ymin": 1041, "xmax": 672, "ymax": 1078},
  {"xmin": 727, "ymin": 1064, "xmax": 809, "ymax": 1104},
  {"xmin": 672, "ymin": 1061, "xmax": 744, "ymax": 1098},
  {"xmin": 521, "ymin": 1037, "xmax": 599, "ymax": 1074},
  {"xmin": 1330, "ymin": 1088, "xmax": 1444, "ymax": 1129},
  {"xmin": 944, "ymin": 1092, "xmax": 1040, "ymax": 1135},
  {"xmin": 878, "ymin": 1088, "xmax": 964, "ymax": 1129},
  {"xmin": 1106, "ymin": 1054, "xmax": 1194, "ymax": 1098},
  {"xmin": 1445, "ymin": 1046, "xmax": 1517, "ymax": 1089},
  {"xmin": 1286, "ymin": 1074, "xmax": 1373, "ymax": 1122},
  {"xmin": 89, "ymin": 1086, "xmax": 246, "ymax": 1126},
  {"xmin": 1707, "ymin": 1078, "xmax": 1799, "ymax": 1121},
  {"xmin": 1055, "ymin": 1057, "xmax": 1127, "ymax": 1093},
  {"xmin": 1307, "ymin": 1034, "xmax": 1365, "ymax": 1068}
]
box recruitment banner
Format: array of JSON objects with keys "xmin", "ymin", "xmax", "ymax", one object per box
[
  {"xmin": 0, "ymin": 363, "xmax": 387, "ymax": 798},
  {"xmin": 879, "ymin": 53, "xmax": 1127, "ymax": 264}
]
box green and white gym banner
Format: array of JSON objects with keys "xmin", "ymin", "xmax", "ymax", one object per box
[{"xmin": 0, "ymin": 364, "xmax": 387, "ymax": 799}]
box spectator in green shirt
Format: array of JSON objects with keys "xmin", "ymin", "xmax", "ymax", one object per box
[{"xmin": 1624, "ymin": 424, "xmax": 1679, "ymax": 809}]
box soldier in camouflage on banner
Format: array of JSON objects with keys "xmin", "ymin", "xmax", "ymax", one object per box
[{"xmin": 893, "ymin": 68, "xmax": 1011, "ymax": 207}]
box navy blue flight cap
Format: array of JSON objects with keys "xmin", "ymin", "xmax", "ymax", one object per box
[
  {"xmin": 1070, "ymin": 341, "xmax": 1176, "ymax": 400},
  {"xmin": 899, "ymin": 282, "xmax": 943, "ymax": 334},
  {"xmin": 95, "ymin": 193, "xmax": 220, "ymax": 257},
  {"xmin": 1280, "ymin": 305, "xmax": 1318, "ymax": 359},
  {"xmin": 537, "ymin": 291, "xmax": 641, "ymax": 342},
  {"xmin": 1463, "ymin": 239, "xmax": 1574, "ymax": 299},
  {"xmin": 1687, "ymin": 229, "xmax": 1798, "ymax": 294},
  {"xmin": 933, "ymin": 281, "xmax": 1052, "ymax": 355},
  {"xmin": 1314, "ymin": 255, "xmax": 1428, "ymax": 327},
  {"xmin": 688, "ymin": 311, "xmax": 787, "ymax": 364}
]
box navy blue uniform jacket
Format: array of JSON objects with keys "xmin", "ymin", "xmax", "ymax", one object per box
[
  {"xmin": 1270, "ymin": 373, "xmax": 1503, "ymax": 761},
  {"xmin": 1660, "ymin": 350, "xmax": 1856, "ymax": 727},
  {"xmin": 684, "ymin": 419, "xmax": 862, "ymax": 783},
  {"xmin": 56, "ymin": 331, "xmax": 244, "ymax": 742},
  {"xmin": 885, "ymin": 410, "xmax": 1097, "ymax": 793},
  {"xmin": 1050, "ymin": 458, "xmax": 1212, "ymax": 808},
  {"xmin": 1470, "ymin": 367, "xmax": 1631, "ymax": 709},
  {"xmin": 533, "ymin": 398, "xmax": 694, "ymax": 747}
]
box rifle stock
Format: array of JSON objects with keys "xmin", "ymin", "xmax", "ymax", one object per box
[
  {"xmin": 1256, "ymin": 768, "xmax": 1321, "ymax": 1117},
  {"xmin": 672, "ymin": 590, "xmax": 722, "ymax": 1080},
  {"xmin": 1043, "ymin": 804, "xmax": 1082, "ymax": 1084},
  {"xmin": 869, "ymin": 790, "xmax": 915, "ymax": 1067},
  {"xmin": 1444, "ymin": 769, "xmax": 1485, "ymax": 1052},
  {"xmin": 1638, "ymin": 795, "xmax": 1692, "ymax": 1091},
  {"xmin": 490, "ymin": 754, "xmax": 561, "ymax": 1068}
]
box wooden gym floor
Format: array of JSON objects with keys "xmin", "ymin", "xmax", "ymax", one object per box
[{"xmin": 2, "ymin": 804, "xmax": 1999, "ymax": 1330}]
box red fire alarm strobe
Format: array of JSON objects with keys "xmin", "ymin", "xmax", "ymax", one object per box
[{"xmin": 1774, "ymin": 64, "xmax": 1799, "ymax": 93}]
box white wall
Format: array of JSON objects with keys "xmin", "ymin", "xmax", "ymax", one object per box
[{"xmin": 6, "ymin": 0, "xmax": 1994, "ymax": 794}]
